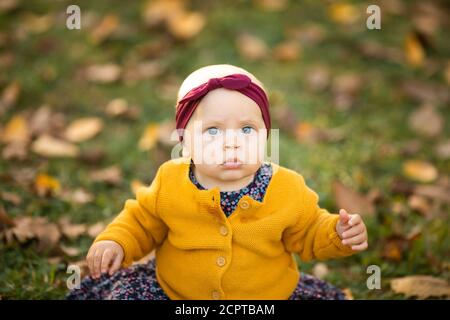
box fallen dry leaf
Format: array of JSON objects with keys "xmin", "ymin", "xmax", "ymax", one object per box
[
  {"xmin": 328, "ymin": 3, "xmax": 359, "ymax": 25},
  {"xmin": 0, "ymin": 114, "xmax": 30, "ymax": 144},
  {"xmin": 305, "ymin": 65, "xmax": 331, "ymax": 92},
  {"xmin": 167, "ymin": 11, "xmax": 205, "ymax": 40},
  {"xmin": 64, "ymin": 117, "xmax": 104, "ymax": 143},
  {"xmin": 0, "ymin": 205, "xmax": 15, "ymax": 228},
  {"xmin": 0, "ymin": 81, "xmax": 21, "ymax": 115},
  {"xmin": 60, "ymin": 188, "xmax": 94, "ymax": 205},
  {"xmin": 84, "ymin": 64, "xmax": 121, "ymax": 83},
  {"xmin": 138, "ymin": 123, "xmax": 160, "ymax": 151},
  {"xmin": 272, "ymin": 40, "xmax": 301, "ymax": 62},
  {"xmin": 34, "ymin": 173, "xmax": 61, "ymax": 197},
  {"xmin": 332, "ymin": 181, "xmax": 376, "ymax": 217},
  {"xmin": 90, "ymin": 14, "xmax": 119, "ymax": 44},
  {"xmin": 32, "ymin": 134, "xmax": 79, "ymax": 158},
  {"xmin": 391, "ymin": 275, "xmax": 450, "ymax": 299},
  {"xmin": 58, "ymin": 217, "xmax": 87, "ymax": 240},
  {"xmin": 89, "ymin": 165, "xmax": 122, "ymax": 185},
  {"xmin": 1, "ymin": 216, "xmax": 61, "ymax": 252},
  {"xmin": 404, "ymin": 32, "xmax": 425, "ymax": 66},
  {"xmin": 142, "ymin": 0, "xmax": 184, "ymax": 27},
  {"xmin": 87, "ymin": 222, "xmax": 106, "ymax": 238},
  {"xmin": 402, "ymin": 160, "xmax": 438, "ymax": 183},
  {"xmin": 408, "ymin": 104, "xmax": 443, "ymax": 138},
  {"xmin": 254, "ymin": 0, "xmax": 288, "ymax": 12},
  {"xmin": 236, "ymin": 33, "xmax": 269, "ymax": 61}
]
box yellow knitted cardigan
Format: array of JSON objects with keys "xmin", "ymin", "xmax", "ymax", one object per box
[{"xmin": 94, "ymin": 157, "xmax": 356, "ymax": 300}]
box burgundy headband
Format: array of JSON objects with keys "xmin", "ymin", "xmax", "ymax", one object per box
[{"xmin": 175, "ymin": 73, "xmax": 271, "ymax": 142}]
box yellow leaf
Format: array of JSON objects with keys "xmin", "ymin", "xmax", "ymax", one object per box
[
  {"xmin": 329, "ymin": 3, "xmax": 358, "ymax": 25},
  {"xmin": 34, "ymin": 173, "xmax": 61, "ymax": 197},
  {"xmin": 131, "ymin": 179, "xmax": 145, "ymax": 196},
  {"xmin": 1, "ymin": 115, "xmax": 30, "ymax": 144},
  {"xmin": 404, "ymin": 33, "xmax": 425, "ymax": 66},
  {"xmin": 403, "ymin": 160, "xmax": 437, "ymax": 183},
  {"xmin": 64, "ymin": 117, "xmax": 104, "ymax": 143},
  {"xmin": 90, "ymin": 14, "xmax": 119, "ymax": 44},
  {"xmin": 138, "ymin": 123, "xmax": 160, "ymax": 151},
  {"xmin": 32, "ymin": 134, "xmax": 79, "ymax": 158},
  {"xmin": 167, "ymin": 11, "xmax": 205, "ymax": 40}
]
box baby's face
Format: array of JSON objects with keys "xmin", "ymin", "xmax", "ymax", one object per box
[{"xmin": 183, "ymin": 88, "xmax": 267, "ymax": 184}]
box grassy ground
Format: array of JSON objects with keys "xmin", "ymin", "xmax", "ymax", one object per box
[{"xmin": 0, "ymin": 0, "xmax": 449, "ymax": 299}]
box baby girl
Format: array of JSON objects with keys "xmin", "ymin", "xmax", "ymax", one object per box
[{"xmin": 67, "ymin": 64, "xmax": 368, "ymax": 300}]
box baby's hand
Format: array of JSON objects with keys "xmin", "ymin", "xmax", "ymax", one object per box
[
  {"xmin": 86, "ymin": 240, "xmax": 124, "ymax": 279},
  {"xmin": 335, "ymin": 209, "xmax": 368, "ymax": 251}
]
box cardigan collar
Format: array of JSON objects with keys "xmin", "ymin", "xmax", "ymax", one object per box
[{"xmin": 175, "ymin": 157, "xmax": 281, "ymax": 220}]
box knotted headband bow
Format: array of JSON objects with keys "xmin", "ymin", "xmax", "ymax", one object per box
[{"xmin": 175, "ymin": 73, "xmax": 271, "ymax": 142}]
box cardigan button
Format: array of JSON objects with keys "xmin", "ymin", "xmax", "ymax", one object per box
[
  {"xmin": 219, "ymin": 225, "xmax": 228, "ymax": 236},
  {"xmin": 239, "ymin": 200, "xmax": 250, "ymax": 209},
  {"xmin": 216, "ymin": 256, "xmax": 226, "ymax": 267},
  {"xmin": 211, "ymin": 290, "xmax": 221, "ymax": 300}
]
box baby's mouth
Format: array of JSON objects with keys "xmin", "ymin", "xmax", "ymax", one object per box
[{"xmin": 220, "ymin": 158, "xmax": 243, "ymax": 169}]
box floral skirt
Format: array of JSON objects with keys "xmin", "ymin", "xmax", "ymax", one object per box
[{"xmin": 66, "ymin": 259, "xmax": 346, "ymax": 300}]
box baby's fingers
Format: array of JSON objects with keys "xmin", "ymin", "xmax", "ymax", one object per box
[
  {"xmin": 100, "ymin": 249, "xmax": 114, "ymax": 275},
  {"xmin": 342, "ymin": 232, "xmax": 366, "ymax": 246},
  {"xmin": 342, "ymin": 223, "xmax": 364, "ymax": 239},
  {"xmin": 351, "ymin": 241, "xmax": 368, "ymax": 251},
  {"xmin": 109, "ymin": 252, "xmax": 123, "ymax": 275}
]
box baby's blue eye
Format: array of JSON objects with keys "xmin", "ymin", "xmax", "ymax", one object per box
[
  {"xmin": 207, "ymin": 127, "xmax": 219, "ymax": 135},
  {"xmin": 242, "ymin": 126, "xmax": 254, "ymax": 134}
]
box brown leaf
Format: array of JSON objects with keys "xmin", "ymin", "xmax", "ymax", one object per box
[
  {"xmin": 89, "ymin": 166, "xmax": 122, "ymax": 185},
  {"xmin": 84, "ymin": 64, "xmax": 121, "ymax": 84},
  {"xmin": 312, "ymin": 263, "xmax": 329, "ymax": 280},
  {"xmin": 142, "ymin": 0, "xmax": 184, "ymax": 27},
  {"xmin": 407, "ymin": 195, "xmax": 432, "ymax": 217},
  {"xmin": 64, "ymin": 117, "xmax": 104, "ymax": 143},
  {"xmin": 382, "ymin": 235, "xmax": 409, "ymax": 262},
  {"xmin": 401, "ymin": 80, "xmax": 450, "ymax": 105},
  {"xmin": 0, "ymin": 81, "xmax": 20, "ymax": 115},
  {"xmin": 1, "ymin": 216, "xmax": 61, "ymax": 252},
  {"xmin": 58, "ymin": 217, "xmax": 87, "ymax": 240},
  {"xmin": 31, "ymin": 134, "xmax": 79, "ymax": 158},
  {"xmin": 295, "ymin": 122, "xmax": 344, "ymax": 144},
  {"xmin": 1, "ymin": 191, "xmax": 22, "ymax": 206},
  {"xmin": 87, "ymin": 222, "xmax": 106, "ymax": 238},
  {"xmin": 408, "ymin": 104, "xmax": 443, "ymax": 138},
  {"xmin": 332, "ymin": 181, "xmax": 376, "ymax": 217},
  {"xmin": 332, "ymin": 73, "xmax": 363, "ymax": 111},
  {"xmin": 305, "ymin": 66, "xmax": 331, "ymax": 92},
  {"xmin": 402, "ymin": 160, "xmax": 438, "ymax": 183},
  {"xmin": 60, "ymin": 188, "xmax": 93, "ymax": 204},
  {"xmin": 0, "ymin": 205, "xmax": 15, "ymax": 227},
  {"xmin": 59, "ymin": 244, "xmax": 81, "ymax": 257},
  {"xmin": 413, "ymin": 184, "xmax": 450, "ymax": 204},
  {"xmin": 236, "ymin": 33, "xmax": 269, "ymax": 61},
  {"xmin": 435, "ymin": 140, "xmax": 450, "ymax": 160},
  {"xmin": 254, "ymin": 0, "xmax": 288, "ymax": 12},
  {"xmin": 273, "ymin": 40, "xmax": 301, "ymax": 62},
  {"xmin": 391, "ymin": 276, "xmax": 450, "ymax": 299}
]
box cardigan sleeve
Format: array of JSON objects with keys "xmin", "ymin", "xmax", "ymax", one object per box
[
  {"xmin": 282, "ymin": 174, "xmax": 356, "ymax": 262},
  {"xmin": 93, "ymin": 165, "xmax": 168, "ymax": 267}
]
